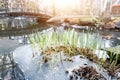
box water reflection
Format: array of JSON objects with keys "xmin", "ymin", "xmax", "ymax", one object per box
[
  {"xmin": 3, "ymin": 25, "xmax": 119, "ymax": 48},
  {"xmin": 10, "ymin": 35, "xmax": 29, "ymax": 44},
  {"xmin": 104, "ymin": 32, "xmax": 120, "ymax": 47}
]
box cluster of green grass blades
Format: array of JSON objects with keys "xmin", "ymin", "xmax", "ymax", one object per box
[
  {"xmin": 29, "ymin": 28, "xmax": 119, "ymax": 73},
  {"xmin": 30, "ymin": 29, "xmax": 99, "ymax": 62},
  {"xmin": 29, "ymin": 29, "xmax": 99, "ymax": 55}
]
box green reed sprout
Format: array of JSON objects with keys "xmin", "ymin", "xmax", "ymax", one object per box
[
  {"xmin": 52, "ymin": 31, "xmax": 57, "ymax": 45},
  {"xmin": 29, "ymin": 35, "xmax": 36, "ymax": 49},
  {"xmin": 115, "ymin": 47, "xmax": 119, "ymax": 65}
]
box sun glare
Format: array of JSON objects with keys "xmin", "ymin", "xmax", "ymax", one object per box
[
  {"xmin": 43, "ymin": 0, "xmax": 76, "ymax": 9},
  {"xmin": 40, "ymin": 0, "xmax": 77, "ymax": 14},
  {"xmin": 55, "ymin": 0, "xmax": 74, "ymax": 7},
  {"xmin": 55, "ymin": 0, "xmax": 77, "ymax": 14}
]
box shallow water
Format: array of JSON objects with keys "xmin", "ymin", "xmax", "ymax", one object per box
[{"xmin": 4, "ymin": 25, "xmax": 120, "ymax": 47}]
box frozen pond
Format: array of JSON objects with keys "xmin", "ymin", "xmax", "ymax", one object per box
[{"xmin": 14, "ymin": 45, "xmax": 110, "ymax": 80}]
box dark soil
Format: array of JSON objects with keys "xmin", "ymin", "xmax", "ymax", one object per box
[{"xmin": 66, "ymin": 66, "xmax": 105, "ymax": 80}]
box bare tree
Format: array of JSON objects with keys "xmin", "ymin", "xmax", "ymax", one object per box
[{"xmin": 90, "ymin": 0, "xmax": 112, "ymax": 17}]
